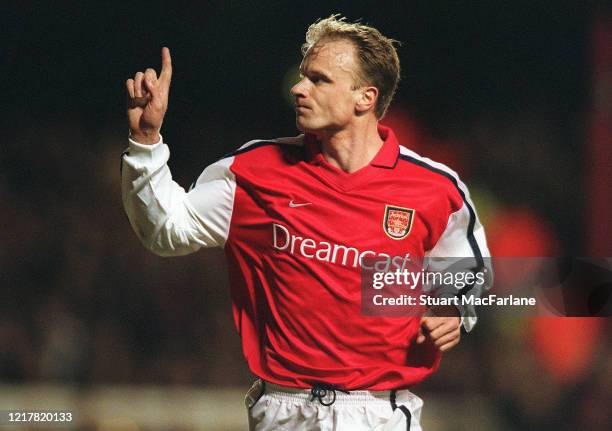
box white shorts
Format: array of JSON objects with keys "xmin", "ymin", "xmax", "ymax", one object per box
[{"xmin": 245, "ymin": 380, "xmax": 423, "ymax": 431}]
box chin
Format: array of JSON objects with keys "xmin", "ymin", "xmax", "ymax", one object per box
[
  {"xmin": 296, "ymin": 119, "xmax": 316, "ymax": 133},
  {"xmin": 296, "ymin": 119, "xmax": 322, "ymax": 134}
]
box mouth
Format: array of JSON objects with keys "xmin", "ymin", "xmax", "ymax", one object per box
[{"xmin": 294, "ymin": 105, "xmax": 310, "ymax": 113}]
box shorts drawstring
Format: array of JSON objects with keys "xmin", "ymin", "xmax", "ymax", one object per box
[{"xmin": 310, "ymin": 383, "xmax": 350, "ymax": 406}]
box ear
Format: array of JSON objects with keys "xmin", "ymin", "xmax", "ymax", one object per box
[{"xmin": 355, "ymin": 86, "xmax": 379, "ymax": 114}]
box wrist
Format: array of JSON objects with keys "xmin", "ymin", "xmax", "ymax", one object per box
[
  {"xmin": 129, "ymin": 130, "xmax": 161, "ymax": 145},
  {"xmin": 429, "ymin": 304, "xmax": 461, "ymax": 318}
]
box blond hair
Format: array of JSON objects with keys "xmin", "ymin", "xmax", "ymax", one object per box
[{"xmin": 301, "ymin": 15, "xmax": 401, "ymax": 119}]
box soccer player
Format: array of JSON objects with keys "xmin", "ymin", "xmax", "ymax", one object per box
[{"xmin": 122, "ymin": 16, "xmax": 490, "ymax": 431}]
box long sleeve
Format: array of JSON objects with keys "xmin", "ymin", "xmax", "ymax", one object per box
[
  {"xmin": 121, "ymin": 136, "xmax": 236, "ymax": 256},
  {"xmin": 424, "ymin": 182, "xmax": 493, "ymax": 332}
]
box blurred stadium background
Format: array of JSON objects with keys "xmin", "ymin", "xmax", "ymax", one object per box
[{"xmin": 1, "ymin": 1, "xmax": 610, "ymax": 430}]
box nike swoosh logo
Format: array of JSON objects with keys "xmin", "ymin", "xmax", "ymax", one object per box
[{"xmin": 289, "ymin": 200, "xmax": 312, "ymax": 208}]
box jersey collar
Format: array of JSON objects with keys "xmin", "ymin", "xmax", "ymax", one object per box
[
  {"xmin": 302, "ymin": 125, "xmax": 400, "ymax": 192},
  {"xmin": 370, "ymin": 125, "xmax": 400, "ymax": 169},
  {"xmin": 304, "ymin": 124, "xmax": 399, "ymax": 169}
]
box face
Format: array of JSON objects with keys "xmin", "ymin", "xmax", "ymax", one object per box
[{"xmin": 291, "ymin": 39, "xmax": 363, "ymax": 134}]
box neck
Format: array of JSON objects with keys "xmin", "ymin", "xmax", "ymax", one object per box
[{"xmin": 316, "ymin": 118, "xmax": 384, "ymax": 173}]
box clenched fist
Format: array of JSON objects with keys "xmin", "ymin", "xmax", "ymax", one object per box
[
  {"xmin": 416, "ymin": 305, "xmax": 462, "ymax": 352},
  {"xmin": 126, "ymin": 47, "xmax": 172, "ymax": 144}
]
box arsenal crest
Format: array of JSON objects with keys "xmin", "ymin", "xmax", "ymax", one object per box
[{"xmin": 383, "ymin": 205, "xmax": 415, "ymax": 240}]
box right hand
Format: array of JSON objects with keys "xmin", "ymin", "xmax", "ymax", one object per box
[{"xmin": 126, "ymin": 47, "xmax": 172, "ymax": 144}]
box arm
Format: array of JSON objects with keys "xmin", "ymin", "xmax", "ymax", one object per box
[
  {"xmin": 122, "ymin": 48, "xmax": 236, "ymax": 256},
  {"xmin": 418, "ymin": 181, "xmax": 493, "ymax": 351}
]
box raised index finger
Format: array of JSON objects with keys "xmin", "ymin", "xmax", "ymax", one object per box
[{"xmin": 159, "ymin": 47, "xmax": 172, "ymax": 87}]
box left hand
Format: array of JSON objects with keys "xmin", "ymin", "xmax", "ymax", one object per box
[{"xmin": 416, "ymin": 305, "xmax": 461, "ymax": 352}]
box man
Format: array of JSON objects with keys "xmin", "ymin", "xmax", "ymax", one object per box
[{"xmin": 122, "ymin": 16, "xmax": 490, "ymax": 431}]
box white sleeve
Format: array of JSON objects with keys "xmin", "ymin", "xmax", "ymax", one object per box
[
  {"xmin": 424, "ymin": 183, "xmax": 493, "ymax": 332},
  {"xmin": 121, "ymin": 136, "xmax": 236, "ymax": 256}
]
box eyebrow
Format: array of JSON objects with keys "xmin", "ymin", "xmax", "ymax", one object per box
[{"xmin": 300, "ymin": 67, "xmax": 333, "ymax": 82}]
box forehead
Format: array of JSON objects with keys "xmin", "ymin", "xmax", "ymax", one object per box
[{"xmin": 301, "ymin": 39, "xmax": 359, "ymax": 75}]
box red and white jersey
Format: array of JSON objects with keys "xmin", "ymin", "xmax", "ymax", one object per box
[{"xmin": 121, "ymin": 125, "xmax": 490, "ymax": 390}]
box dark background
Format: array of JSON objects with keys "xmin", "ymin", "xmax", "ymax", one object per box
[
  {"xmin": 1, "ymin": 1, "xmax": 592, "ymax": 251},
  {"xmin": 1, "ymin": 1, "xmax": 610, "ymax": 430}
]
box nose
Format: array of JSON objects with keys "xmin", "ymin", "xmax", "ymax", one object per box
[{"xmin": 291, "ymin": 77, "xmax": 308, "ymax": 98}]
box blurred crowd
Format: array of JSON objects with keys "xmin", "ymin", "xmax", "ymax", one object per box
[{"xmin": 0, "ymin": 122, "xmax": 250, "ymax": 387}]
